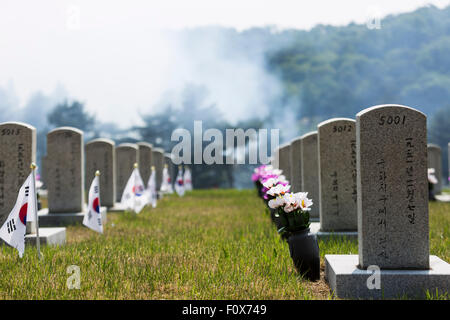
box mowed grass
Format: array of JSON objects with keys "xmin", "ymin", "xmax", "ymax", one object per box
[{"xmin": 0, "ymin": 189, "xmax": 448, "ymax": 299}]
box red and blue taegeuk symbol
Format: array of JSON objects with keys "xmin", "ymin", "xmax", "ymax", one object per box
[
  {"xmin": 19, "ymin": 203, "xmax": 28, "ymax": 225},
  {"xmin": 92, "ymin": 197, "xmax": 100, "ymax": 213},
  {"xmin": 132, "ymin": 186, "xmax": 143, "ymax": 196}
]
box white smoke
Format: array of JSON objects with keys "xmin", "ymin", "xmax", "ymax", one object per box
[{"xmin": 149, "ymin": 27, "xmax": 285, "ymax": 125}]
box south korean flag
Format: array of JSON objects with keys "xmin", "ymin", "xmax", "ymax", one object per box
[
  {"xmin": 0, "ymin": 173, "xmax": 36, "ymax": 258},
  {"xmin": 83, "ymin": 172, "xmax": 103, "ymax": 233},
  {"xmin": 174, "ymin": 166, "xmax": 185, "ymax": 197},
  {"xmin": 147, "ymin": 167, "xmax": 157, "ymax": 208},
  {"xmin": 121, "ymin": 165, "xmax": 148, "ymax": 214}
]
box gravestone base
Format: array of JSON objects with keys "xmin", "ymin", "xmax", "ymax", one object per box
[
  {"xmin": 25, "ymin": 228, "xmax": 66, "ymax": 246},
  {"xmin": 435, "ymin": 194, "xmax": 450, "ymax": 202},
  {"xmin": 325, "ymin": 254, "xmax": 450, "ymax": 299},
  {"xmin": 109, "ymin": 203, "xmax": 126, "ymax": 212},
  {"xmin": 310, "ymin": 222, "xmax": 357, "ymax": 240},
  {"xmin": 37, "ymin": 207, "xmax": 107, "ymax": 227}
]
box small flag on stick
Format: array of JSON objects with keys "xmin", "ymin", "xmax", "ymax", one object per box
[
  {"xmin": 83, "ymin": 170, "xmax": 103, "ymax": 233},
  {"xmin": 183, "ymin": 167, "xmax": 193, "ymax": 191},
  {"xmin": 175, "ymin": 165, "xmax": 185, "ymax": 197},
  {"xmin": 0, "ymin": 164, "xmax": 39, "ymax": 258},
  {"xmin": 160, "ymin": 164, "xmax": 173, "ymax": 194},
  {"xmin": 147, "ymin": 166, "xmax": 157, "ymax": 208},
  {"xmin": 121, "ymin": 163, "xmax": 148, "ymax": 214}
]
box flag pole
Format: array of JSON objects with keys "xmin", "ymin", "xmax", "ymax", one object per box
[
  {"xmin": 95, "ymin": 170, "xmax": 101, "ymax": 225},
  {"xmin": 30, "ymin": 163, "xmax": 41, "ymax": 261},
  {"xmin": 151, "ymin": 165, "xmax": 156, "ymax": 207},
  {"xmin": 133, "ymin": 163, "xmax": 138, "ymax": 213}
]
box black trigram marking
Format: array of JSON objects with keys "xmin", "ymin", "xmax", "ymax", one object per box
[
  {"xmin": 25, "ymin": 186, "xmax": 29, "ymax": 197},
  {"xmin": 88, "ymin": 211, "xmax": 92, "ymax": 220},
  {"xmin": 7, "ymin": 219, "xmax": 16, "ymax": 234},
  {"xmin": 94, "ymin": 186, "xmax": 99, "ymax": 193}
]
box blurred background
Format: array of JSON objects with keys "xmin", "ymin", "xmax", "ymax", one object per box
[{"xmin": 1, "ymin": 0, "xmax": 449, "ymax": 188}]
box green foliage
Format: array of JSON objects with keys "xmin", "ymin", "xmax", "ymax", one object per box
[
  {"xmin": 135, "ymin": 85, "xmax": 263, "ymax": 189},
  {"xmin": 47, "ymin": 100, "xmax": 95, "ymax": 132},
  {"xmin": 268, "ymin": 5, "xmax": 450, "ymax": 122},
  {"xmin": 429, "ymin": 106, "xmax": 450, "ymax": 182}
]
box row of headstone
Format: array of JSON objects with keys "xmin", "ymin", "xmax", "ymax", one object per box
[
  {"xmin": 164, "ymin": 153, "xmax": 176, "ymax": 185},
  {"xmin": 427, "ymin": 143, "xmax": 442, "ymax": 194},
  {"xmin": 274, "ymin": 116, "xmax": 450, "ymax": 233},
  {"xmin": 0, "ymin": 123, "xmax": 171, "ymax": 232},
  {"xmin": 0, "ymin": 122, "xmax": 66, "ymax": 245},
  {"xmin": 45, "ymin": 130, "xmax": 168, "ymax": 209},
  {"xmin": 273, "ymin": 104, "xmax": 449, "ymax": 298},
  {"xmin": 152, "ymin": 148, "xmax": 165, "ymax": 192}
]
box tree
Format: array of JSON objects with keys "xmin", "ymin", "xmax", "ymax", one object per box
[
  {"xmin": 428, "ymin": 106, "xmax": 450, "ymax": 184},
  {"xmin": 47, "ymin": 100, "xmax": 95, "ymax": 132},
  {"xmin": 135, "ymin": 84, "xmax": 266, "ymax": 189}
]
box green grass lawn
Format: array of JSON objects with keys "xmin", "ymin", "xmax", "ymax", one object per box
[{"xmin": 0, "ymin": 189, "xmax": 448, "ymax": 299}]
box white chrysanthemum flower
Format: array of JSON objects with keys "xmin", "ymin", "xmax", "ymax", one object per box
[
  {"xmin": 267, "ymin": 184, "xmax": 290, "ymax": 197},
  {"xmin": 282, "ymin": 193, "xmax": 300, "ymax": 213},
  {"xmin": 268, "ymin": 196, "xmax": 285, "ymax": 209},
  {"xmin": 296, "ymin": 192, "xmax": 313, "ymax": 211},
  {"xmin": 262, "ymin": 177, "xmax": 278, "ymax": 189},
  {"xmin": 272, "ymin": 169, "xmax": 283, "ymax": 176}
]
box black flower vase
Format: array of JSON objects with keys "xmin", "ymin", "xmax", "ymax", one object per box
[
  {"xmin": 274, "ymin": 210, "xmax": 290, "ymax": 240},
  {"xmin": 429, "ymin": 183, "xmax": 436, "ymax": 201},
  {"xmin": 269, "ymin": 208, "xmax": 277, "ymax": 223},
  {"xmin": 288, "ymin": 228, "xmax": 320, "ymax": 281},
  {"xmin": 255, "ymin": 181, "xmax": 263, "ymax": 198}
]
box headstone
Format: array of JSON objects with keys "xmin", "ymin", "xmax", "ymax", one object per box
[
  {"xmin": 47, "ymin": 127, "xmax": 84, "ymax": 213},
  {"xmin": 357, "ymin": 105, "xmax": 428, "ymax": 269},
  {"xmin": 318, "ymin": 118, "xmax": 357, "ymax": 231},
  {"xmin": 289, "ymin": 137, "xmax": 302, "ymax": 193},
  {"xmin": 325, "ymin": 104, "xmax": 450, "ymax": 299},
  {"xmin": 40, "ymin": 155, "xmax": 48, "ymax": 189},
  {"xmin": 0, "ymin": 122, "xmax": 66, "ymax": 244},
  {"xmin": 0, "ymin": 122, "xmax": 36, "ymax": 228},
  {"xmin": 137, "ymin": 142, "xmax": 152, "ymax": 185},
  {"xmin": 278, "ymin": 143, "xmax": 291, "ymax": 183},
  {"xmin": 271, "ymin": 148, "xmax": 279, "ymax": 169},
  {"xmin": 115, "ymin": 143, "xmax": 138, "ymax": 202},
  {"xmin": 152, "ymin": 148, "xmax": 164, "ymax": 191},
  {"xmin": 300, "ymin": 132, "xmax": 320, "ymax": 219},
  {"xmin": 85, "ymin": 138, "xmax": 116, "ymax": 208},
  {"xmin": 427, "ymin": 144, "xmax": 442, "ymax": 194}
]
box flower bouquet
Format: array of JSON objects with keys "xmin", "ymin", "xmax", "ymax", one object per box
[
  {"xmin": 268, "ymin": 190, "xmax": 320, "ymax": 281},
  {"xmin": 268, "ymin": 192, "xmax": 312, "ymax": 238},
  {"xmin": 251, "ymin": 164, "xmax": 320, "ymax": 280},
  {"xmin": 252, "ymin": 165, "xmax": 287, "ymax": 201}
]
